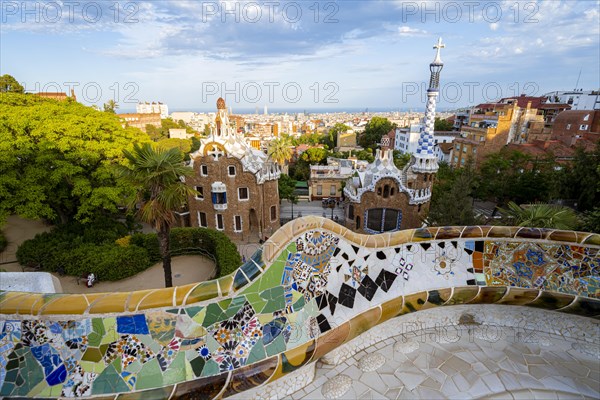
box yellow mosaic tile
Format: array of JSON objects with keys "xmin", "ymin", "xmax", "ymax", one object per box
[
  {"xmin": 445, "ymin": 286, "xmax": 480, "ymax": 305},
  {"xmin": 39, "ymin": 294, "xmax": 89, "ymax": 315},
  {"xmin": 468, "ymin": 286, "xmax": 507, "ymax": 304},
  {"xmin": 184, "ymin": 281, "xmax": 219, "ymax": 305},
  {"xmin": 0, "ymin": 292, "xmax": 28, "ymax": 315},
  {"xmin": 388, "ymin": 229, "xmax": 414, "ymax": 247},
  {"xmin": 496, "ymin": 287, "xmax": 540, "ymax": 305},
  {"xmin": 87, "ymin": 292, "xmax": 129, "ymax": 314},
  {"xmin": 216, "ymin": 275, "xmax": 234, "ymax": 297},
  {"xmin": 312, "ymin": 322, "xmax": 350, "ymax": 361},
  {"xmin": 399, "ymin": 291, "xmax": 428, "ymax": 315},
  {"xmin": 174, "ymin": 283, "xmax": 197, "ymax": 306},
  {"xmin": 347, "ymin": 307, "xmax": 382, "ymax": 342},
  {"xmin": 379, "ymin": 296, "xmax": 404, "ymax": 324},
  {"xmin": 487, "ymin": 226, "xmax": 518, "ymax": 238},
  {"xmin": 136, "ymin": 287, "xmax": 176, "ymax": 311},
  {"xmin": 280, "ymin": 340, "xmax": 316, "ymax": 371},
  {"xmin": 460, "ymin": 226, "xmax": 484, "ymax": 239}
]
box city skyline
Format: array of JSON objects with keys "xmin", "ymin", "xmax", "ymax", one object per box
[{"xmin": 2, "ymin": 1, "xmax": 599, "ymax": 110}]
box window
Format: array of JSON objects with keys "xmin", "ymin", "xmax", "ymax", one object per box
[
  {"xmin": 270, "ymin": 205, "xmax": 277, "ymax": 221},
  {"xmin": 383, "ymin": 184, "xmax": 390, "ymax": 198},
  {"xmin": 216, "ymin": 214, "xmax": 224, "ymax": 230},
  {"xmin": 195, "ymin": 186, "xmax": 204, "ymax": 200},
  {"xmin": 228, "ymin": 166, "xmax": 236, "ymax": 176},
  {"xmin": 198, "ymin": 212, "xmax": 207, "ymax": 227},
  {"xmin": 390, "ymin": 187, "xmax": 395, "ymax": 196},
  {"xmin": 317, "ymin": 185, "xmax": 322, "ymax": 196},
  {"xmin": 330, "ymin": 185, "xmax": 336, "ymax": 196},
  {"xmin": 580, "ymin": 124, "xmax": 588, "ymax": 130},
  {"xmin": 566, "ymin": 124, "xmax": 571, "ymax": 130},
  {"xmin": 356, "ymin": 216, "xmax": 361, "ymax": 230},
  {"xmin": 238, "ymin": 187, "xmax": 249, "ymax": 200},
  {"xmin": 201, "ymin": 165, "xmax": 208, "ymax": 176},
  {"xmin": 463, "ymin": 146, "xmax": 467, "ymax": 153},
  {"xmin": 348, "ymin": 204, "xmax": 354, "ymax": 220},
  {"xmin": 366, "ymin": 208, "xmax": 401, "ymax": 233},
  {"xmin": 455, "ymin": 144, "xmax": 461, "ymax": 151},
  {"xmin": 234, "ymin": 215, "xmax": 242, "ymax": 232},
  {"xmin": 213, "ymin": 192, "xmax": 226, "ymax": 204},
  {"xmin": 454, "ymin": 156, "xmax": 458, "ymax": 163},
  {"xmin": 583, "ymin": 114, "xmax": 590, "ymax": 121}
]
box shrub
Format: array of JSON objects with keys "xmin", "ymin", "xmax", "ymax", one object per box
[
  {"xmin": 130, "ymin": 227, "xmax": 241, "ymax": 277},
  {"xmin": 61, "ymin": 244, "xmax": 151, "ymax": 280}
]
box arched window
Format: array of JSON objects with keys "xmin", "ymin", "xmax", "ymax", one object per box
[
  {"xmin": 383, "ymin": 185, "xmax": 390, "ymax": 198},
  {"xmin": 377, "ymin": 187, "xmax": 382, "ymax": 196},
  {"xmin": 390, "ymin": 187, "xmax": 395, "ymax": 196},
  {"xmin": 356, "ymin": 216, "xmax": 361, "ymax": 229},
  {"xmin": 365, "ymin": 208, "xmax": 402, "ymax": 233}
]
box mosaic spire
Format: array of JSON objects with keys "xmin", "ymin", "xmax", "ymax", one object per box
[{"xmin": 413, "ymin": 37, "xmax": 444, "ymax": 172}]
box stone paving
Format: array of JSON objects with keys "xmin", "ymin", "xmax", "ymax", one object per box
[{"xmin": 291, "ymin": 326, "xmax": 600, "ymax": 400}]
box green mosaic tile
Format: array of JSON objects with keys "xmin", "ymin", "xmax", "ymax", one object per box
[
  {"xmin": 185, "ymin": 306, "xmax": 203, "ymax": 318},
  {"xmin": 247, "ymin": 341, "xmax": 266, "ymax": 364},
  {"xmin": 202, "ymin": 303, "xmax": 226, "ymax": 327},
  {"xmin": 260, "ymin": 287, "xmax": 285, "ymax": 313},
  {"xmin": 80, "ymin": 360, "xmax": 106, "ymax": 374},
  {"xmin": 266, "ymin": 334, "xmax": 286, "ymax": 357},
  {"xmin": 82, "ymin": 347, "xmax": 104, "ymax": 362},
  {"xmin": 191, "ymin": 307, "xmax": 206, "ymax": 324},
  {"xmin": 162, "ymin": 353, "xmax": 187, "ymax": 385},
  {"xmin": 136, "ymin": 358, "xmax": 163, "ymax": 390},
  {"xmin": 293, "ymin": 295, "xmax": 306, "ymax": 312},
  {"xmin": 125, "ymin": 360, "xmax": 143, "ymax": 374},
  {"xmin": 112, "ymin": 357, "xmax": 123, "ymax": 373},
  {"xmin": 224, "ymin": 296, "xmax": 247, "ymax": 318},
  {"xmin": 244, "ymin": 292, "xmax": 267, "ymax": 312},
  {"xmin": 200, "ymin": 359, "xmax": 220, "ymax": 377},
  {"xmin": 190, "ymin": 356, "xmax": 205, "ymax": 377},
  {"xmin": 258, "ymin": 261, "xmax": 286, "ymax": 292},
  {"xmin": 6, "ymin": 350, "xmax": 41, "ymax": 396},
  {"xmin": 93, "ymin": 364, "xmax": 130, "ymax": 395}
]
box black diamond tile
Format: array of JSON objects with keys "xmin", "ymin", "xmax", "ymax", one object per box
[
  {"xmin": 351, "ymin": 245, "xmax": 359, "ymax": 254},
  {"xmin": 451, "ymin": 241, "xmax": 458, "ymax": 248},
  {"xmin": 395, "ymin": 247, "xmax": 401, "ymax": 253},
  {"xmin": 338, "ymin": 283, "xmax": 356, "ymax": 308},
  {"xmin": 464, "ymin": 248, "xmax": 474, "ymax": 255},
  {"xmin": 466, "ymin": 279, "xmax": 477, "ymax": 285},
  {"xmin": 327, "ymin": 293, "xmax": 338, "ymax": 315},
  {"xmin": 376, "ymin": 251, "xmax": 386, "ymax": 260},
  {"xmin": 348, "ymin": 259, "xmax": 354, "ymax": 267},
  {"xmin": 375, "ymin": 269, "xmax": 397, "ymax": 292},
  {"xmin": 406, "ymin": 245, "xmax": 413, "ymax": 251},
  {"xmin": 358, "ymin": 275, "xmax": 378, "ymax": 301},
  {"xmin": 315, "ymin": 294, "xmax": 328, "ymax": 310},
  {"xmin": 420, "ymin": 243, "xmax": 431, "ymax": 251},
  {"xmin": 316, "ymin": 314, "xmax": 331, "ymax": 333},
  {"xmin": 438, "ymin": 242, "xmax": 445, "ymax": 248},
  {"xmin": 333, "ymin": 248, "xmax": 341, "ymax": 257},
  {"xmin": 475, "ymin": 241, "xmax": 484, "ymax": 252},
  {"xmin": 341, "ymin": 252, "xmax": 349, "ymax": 260},
  {"xmin": 466, "ymin": 267, "xmax": 474, "ymax": 273}
]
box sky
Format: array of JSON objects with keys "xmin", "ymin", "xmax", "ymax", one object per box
[{"xmin": 1, "ymin": 0, "xmax": 599, "ymax": 112}]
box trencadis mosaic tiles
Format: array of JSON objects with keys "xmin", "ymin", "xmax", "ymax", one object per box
[{"xmin": 1, "ymin": 219, "xmax": 599, "ymax": 398}]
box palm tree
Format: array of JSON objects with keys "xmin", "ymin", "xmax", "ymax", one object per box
[
  {"xmin": 117, "ymin": 143, "xmax": 197, "ymax": 287},
  {"xmin": 268, "ymin": 136, "xmax": 293, "ymax": 166},
  {"xmin": 104, "ymin": 100, "xmax": 119, "ymax": 113},
  {"xmin": 499, "ymin": 202, "xmax": 580, "ymax": 230}
]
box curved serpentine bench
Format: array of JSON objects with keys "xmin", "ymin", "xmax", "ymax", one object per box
[{"xmin": 0, "ymin": 217, "xmax": 598, "ymax": 398}]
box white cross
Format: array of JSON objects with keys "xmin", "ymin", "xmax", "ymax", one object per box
[{"xmin": 433, "ymin": 37, "xmax": 445, "ymax": 63}]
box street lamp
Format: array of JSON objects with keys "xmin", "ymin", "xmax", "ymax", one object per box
[{"xmin": 322, "ymin": 198, "xmax": 335, "ymax": 219}]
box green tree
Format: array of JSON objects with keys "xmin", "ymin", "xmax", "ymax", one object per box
[
  {"xmin": 434, "ymin": 117, "xmax": 453, "ymax": 131},
  {"xmin": 581, "ymin": 207, "xmax": 600, "ymax": 233},
  {"xmin": 499, "ymin": 202, "xmax": 580, "ymax": 230},
  {"xmin": 117, "ymin": 143, "xmax": 197, "ymax": 287},
  {"xmin": 301, "ymin": 147, "xmax": 328, "ymax": 164},
  {"xmin": 321, "ymin": 123, "xmax": 349, "ymax": 149},
  {"xmin": 393, "ymin": 151, "xmax": 411, "ymax": 169},
  {"xmin": 358, "ymin": 117, "xmax": 395, "ymax": 148},
  {"xmin": 278, "ymin": 174, "xmax": 298, "ymax": 218},
  {"xmin": 0, "ymin": 92, "xmax": 149, "ymax": 225},
  {"xmin": 427, "ymin": 164, "xmax": 478, "ymax": 226},
  {"xmin": 146, "ymin": 118, "xmax": 196, "ymax": 141},
  {"xmin": 268, "ymin": 136, "xmax": 293, "ymax": 166},
  {"xmin": 560, "ymin": 144, "xmax": 600, "ymax": 211},
  {"xmin": 0, "ymin": 74, "xmax": 24, "ymax": 93},
  {"xmin": 103, "ymin": 100, "xmax": 118, "ymax": 113}
]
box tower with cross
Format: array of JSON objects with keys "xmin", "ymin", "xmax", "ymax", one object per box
[{"xmin": 412, "ymin": 37, "xmax": 444, "ymax": 175}]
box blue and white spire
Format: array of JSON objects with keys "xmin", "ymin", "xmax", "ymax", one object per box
[{"xmin": 413, "ymin": 37, "xmax": 444, "ymax": 173}]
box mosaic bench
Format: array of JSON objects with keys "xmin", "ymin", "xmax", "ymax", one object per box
[{"xmin": 1, "ymin": 216, "xmax": 599, "ymax": 398}]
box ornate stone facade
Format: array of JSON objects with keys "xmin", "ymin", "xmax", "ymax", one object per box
[{"xmin": 186, "ymin": 98, "xmax": 281, "ymax": 239}]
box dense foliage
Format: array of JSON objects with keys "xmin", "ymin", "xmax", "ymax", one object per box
[
  {"xmin": 0, "ymin": 92, "xmax": 150, "ymax": 225},
  {"xmin": 358, "ymin": 117, "xmax": 396, "ymax": 148},
  {"xmin": 16, "ymin": 222, "xmax": 241, "ymax": 280},
  {"xmin": 0, "ymin": 74, "xmax": 24, "ymax": 93},
  {"xmin": 130, "ymin": 228, "xmax": 242, "ymax": 277}
]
